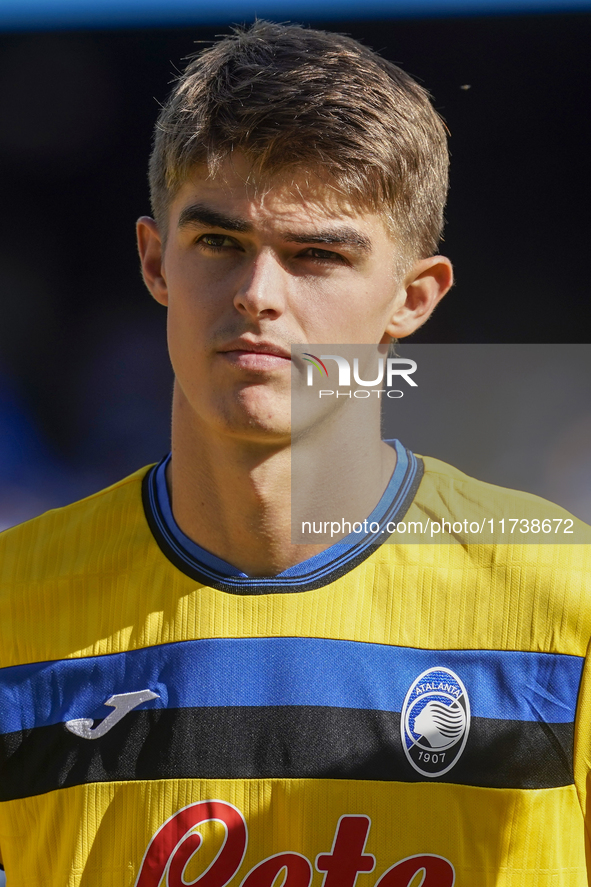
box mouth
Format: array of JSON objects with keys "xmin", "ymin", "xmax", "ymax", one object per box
[{"xmin": 218, "ymin": 338, "xmax": 292, "ymax": 370}]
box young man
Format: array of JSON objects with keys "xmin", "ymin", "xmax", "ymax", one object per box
[{"xmin": 0, "ymin": 20, "xmax": 589, "ymax": 886}]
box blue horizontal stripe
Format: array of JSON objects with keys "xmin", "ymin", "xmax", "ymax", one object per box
[{"xmin": 0, "ymin": 639, "xmax": 582, "ymax": 735}]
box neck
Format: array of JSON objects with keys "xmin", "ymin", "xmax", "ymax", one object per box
[{"xmin": 168, "ymin": 384, "xmax": 395, "ymax": 577}]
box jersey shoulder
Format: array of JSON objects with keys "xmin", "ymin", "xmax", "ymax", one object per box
[
  {"xmin": 416, "ymin": 453, "xmax": 591, "ymax": 533},
  {"xmin": 0, "ymin": 465, "xmax": 164, "ymax": 668},
  {"xmin": 0, "ymin": 465, "xmax": 153, "ymax": 588}
]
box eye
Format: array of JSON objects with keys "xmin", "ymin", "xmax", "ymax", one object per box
[
  {"xmin": 300, "ymin": 247, "xmax": 348, "ymax": 264},
  {"xmin": 197, "ymin": 233, "xmax": 240, "ymax": 251}
]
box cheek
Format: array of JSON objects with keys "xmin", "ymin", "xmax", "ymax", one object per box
[
  {"xmin": 163, "ymin": 290, "xmax": 210, "ymax": 386},
  {"xmin": 165, "ymin": 312, "xmax": 194, "ymax": 388},
  {"xmin": 318, "ymin": 282, "xmax": 397, "ymax": 343},
  {"xmin": 163, "ymin": 266, "xmax": 228, "ymax": 350},
  {"xmin": 163, "ymin": 244, "xmax": 237, "ymax": 311},
  {"xmin": 292, "ymin": 279, "xmax": 367, "ymax": 337}
]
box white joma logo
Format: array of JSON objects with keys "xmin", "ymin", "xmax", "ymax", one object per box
[{"xmin": 65, "ymin": 689, "xmax": 159, "ymax": 739}]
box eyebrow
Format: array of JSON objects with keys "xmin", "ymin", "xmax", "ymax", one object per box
[
  {"xmin": 177, "ymin": 203, "xmax": 373, "ymax": 254},
  {"xmin": 281, "ymin": 228, "xmax": 372, "ymax": 253},
  {"xmin": 178, "ymin": 204, "xmax": 252, "ymax": 233}
]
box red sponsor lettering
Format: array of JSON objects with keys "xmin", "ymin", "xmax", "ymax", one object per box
[
  {"xmin": 135, "ymin": 800, "xmax": 247, "ymax": 887},
  {"xmin": 168, "ymin": 832, "xmax": 203, "ymax": 885},
  {"xmin": 136, "ymin": 802, "xmax": 454, "ymax": 887},
  {"xmin": 316, "ymin": 815, "xmax": 376, "ymax": 887},
  {"xmin": 240, "ymin": 852, "xmax": 312, "ymax": 886},
  {"xmin": 375, "ymin": 854, "xmax": 455, "ymax": 887}
]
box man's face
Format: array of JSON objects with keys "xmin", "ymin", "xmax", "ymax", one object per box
[{"xmin": 138, "ymin": 156, "xmax": 442, "ymax": 446}]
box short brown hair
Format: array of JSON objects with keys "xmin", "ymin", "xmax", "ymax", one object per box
[{"xmin": 149, "ymin": 20, "xmax": 449, "ymax": 260}]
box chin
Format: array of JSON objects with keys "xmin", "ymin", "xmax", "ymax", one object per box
[
  {"xmin": 213, "ymin": 392, "xmax": 291, "ymax": 444},
  {"xmin": 224, "ymin": 418, "xmax": 292, "ymax": 445}
]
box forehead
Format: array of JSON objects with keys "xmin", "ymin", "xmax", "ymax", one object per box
[{"xmin": 168, "ymin": 157, "xmax": 393, "ymax": 239}]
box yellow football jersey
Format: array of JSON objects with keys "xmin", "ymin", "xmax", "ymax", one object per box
[{"xmin": 0, "ymin": 441, "xmax": 590, "ymax": 886}]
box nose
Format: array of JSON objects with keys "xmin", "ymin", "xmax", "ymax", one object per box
[{"xmin": 233, "ymin": 250, "xmax": 288, "ymax": 320}]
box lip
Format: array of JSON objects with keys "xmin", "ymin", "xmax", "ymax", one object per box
[{"xmin": 218, "ymin": 339, "xmax": 292, "ymax": 360}]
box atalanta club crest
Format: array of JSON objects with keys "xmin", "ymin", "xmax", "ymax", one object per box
[{"xmin": 401, "ymin": 667, "xmax": 470, "ymax": 778}]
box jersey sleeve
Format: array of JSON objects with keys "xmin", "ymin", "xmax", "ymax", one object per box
[{"xmin": 573, "ymin": 632, "xmax": 591, "ymax": 873}]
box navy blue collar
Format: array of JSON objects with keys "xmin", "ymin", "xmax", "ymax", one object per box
[{"xmin": 142, "ymin": 440, "xmax": 423, "ymax": 594}]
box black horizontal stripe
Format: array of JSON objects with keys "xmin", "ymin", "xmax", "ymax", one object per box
[{"xmin": 0, "ymin": 705, "xmax": 574, "ymax": 801}]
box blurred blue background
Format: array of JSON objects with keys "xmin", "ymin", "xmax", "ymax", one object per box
[
  {"xmin": 1, "ymin": 0, "xmax": 590, "ymax": 29},
  {"xmin": 0, "ymin": 2, "xmax": 590, "ymax": 537}
]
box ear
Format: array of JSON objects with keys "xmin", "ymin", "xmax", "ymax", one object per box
[
  {"xmin": 136, "ymin": 216, "xmax": 169, "ymax": 306},
  {"xmin": 382, "ymin": 255, "xmax": 453, "ymax": 341}
]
